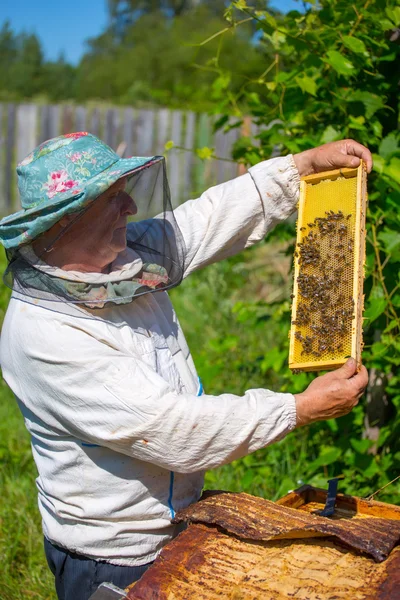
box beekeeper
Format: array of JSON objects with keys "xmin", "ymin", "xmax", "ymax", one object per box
[{"xmin": 0, "ymin": 132, "xmax": 370, "ymax": 600}]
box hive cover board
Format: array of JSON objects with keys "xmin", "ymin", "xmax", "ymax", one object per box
[
  {"xmin": 127, "ymin": 487, "xmax": 400, "ymax": 600},
  {"xmin": 289, "ymin": 163, "xmax": 367, "ymax": 372}
]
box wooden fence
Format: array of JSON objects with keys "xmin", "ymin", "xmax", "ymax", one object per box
[{"xmin": 0, "ymin": 103, "xmax": 258, "ymax": 214}]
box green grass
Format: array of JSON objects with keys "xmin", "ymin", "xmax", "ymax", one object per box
[
  {"xmin": 0, "ymin": 249, "xmax": 55, "ymax": 599},
  {"xmin": 0, "ymin": 380, "xmax": 55, "ymax": 599}
]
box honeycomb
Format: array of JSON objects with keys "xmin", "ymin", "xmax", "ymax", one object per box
[{"xmin": 289, "ymin": 164, "xmax": 367, "ymax": 372}]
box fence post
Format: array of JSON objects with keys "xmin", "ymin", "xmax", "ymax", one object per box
[
  {"xmin": 168, "ymin": 111, "xmax": 183, "ymax": 206},
  {"xmin": 75, "ymin": 106, "xmax": 87, "ymax": 133},
  {"xmin": 5, "ymin": 104, "xmax": 16, "ymax": 211},
  {"xmin": 182, "ymin": 111, "xmax": 196, "ymax": 200},
  {"xmin": 16, "ymin": 104, "xmax": 38, "ymax": 164}
]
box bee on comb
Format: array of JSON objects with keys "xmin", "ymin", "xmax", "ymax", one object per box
[{"xmin": 289, "ymin": 163, "xmax": 367, "ymax": 372}]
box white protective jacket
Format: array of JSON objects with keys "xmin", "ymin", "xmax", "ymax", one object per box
[{"xmin": 1, "ymin": 156, "xmax": 300, "ymax": 566}]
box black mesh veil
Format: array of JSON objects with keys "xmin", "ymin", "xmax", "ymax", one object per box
[{"xmin": 3, "ymin": 157, "xmax": 186, "ymax": 308}]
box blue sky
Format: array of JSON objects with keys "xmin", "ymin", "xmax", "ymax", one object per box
[{"xmin": 2, "ymin": 0, "xmax": 303, "ymax": 64}]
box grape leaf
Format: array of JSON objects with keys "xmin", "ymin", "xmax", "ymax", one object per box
[
  {"xmin": 349, "ymin": 91, "xmax": 385, "ymax": 118},
  {"xmin": 364, "ymin": 298, "xmax": 388, "ymax": 322},
  {"xmin": 379, "ymin": 133, "xmax": 399, "ymax": 159},
  {"xmin": 295, "ymin": 74, "xmax": 317, "ymax": 96},
  {"xmin": 378, "ymin": 228, "xmax": 400, "ymax": 261},
  {"xmin": 324, "ymin": 50, "xmax": 355, "ymax": 75},
  {"xmin": 342, "ymin": 35, "xmax": 368, "ymax": 55}
]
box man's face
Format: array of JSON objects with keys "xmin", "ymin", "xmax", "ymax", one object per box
[
  {"xmin": 59, "ymin": 177, "xmax": 138, "ymax": 268},
  {"xmin": 87, "ymin": 177, "xmax": 137, "ymax": 255}
]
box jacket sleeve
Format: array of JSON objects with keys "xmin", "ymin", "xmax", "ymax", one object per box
[
  {"xmin": 5, "ymin": 315, "xmax": 297, "ymax": 474},
  {"xmin": 173, "ymin": 155, "xmax": 300, "ymax": 278}
]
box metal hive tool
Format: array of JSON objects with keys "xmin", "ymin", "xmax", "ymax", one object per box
[{"xmin": 289, "ymin": 162, "xmax": 367, "ymax": 372}]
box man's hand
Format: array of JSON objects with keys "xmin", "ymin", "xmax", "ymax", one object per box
[
  {"xmin": 294, "ymin": 358, "xmax": 368, "ymax": 427},
  {"xmin": 293, "ymin": 140, "xmax": 373, "ymax": 177}
]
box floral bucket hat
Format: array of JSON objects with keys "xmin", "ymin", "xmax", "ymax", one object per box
[
  {"xmin": 0, "ymin": 132, "xmax": 187, "ymax": 308},
  {"xmin": 0, "ymin": 132, "xmax": 162, "ymax": 250}
]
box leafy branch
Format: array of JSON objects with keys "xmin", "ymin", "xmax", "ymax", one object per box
[{"xmin": 198, "ymin": 0, "xmax": 400, "ymax": 501}]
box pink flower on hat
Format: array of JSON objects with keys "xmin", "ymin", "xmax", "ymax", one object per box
[
  {"xmin": 42, "ymin": 170, "xmax": 79, "ymax": 199},
  {"xmin": 69, "ymin": 152, "xmax": 82, "ymax": 163}
]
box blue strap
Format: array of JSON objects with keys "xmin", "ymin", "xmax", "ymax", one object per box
[{"xmin": 167, "ymin": 472, "xmax": 175, "ymax": 518}]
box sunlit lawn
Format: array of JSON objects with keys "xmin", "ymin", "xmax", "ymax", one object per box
[{"xmin": 0, "ymin": 380, "xmax": 55, "ymax": 599}]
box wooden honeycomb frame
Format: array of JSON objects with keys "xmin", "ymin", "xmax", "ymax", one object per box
[{"xmin": 289, "ymin": 163, "xmax": 367, "ymax": 372}]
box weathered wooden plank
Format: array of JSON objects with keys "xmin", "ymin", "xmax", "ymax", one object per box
[
  {"xmin": 238, "ymin": 116, "xmax": 252, "ymax": 176},
  {"xmin": 15, "ymin": 104, "xmax": 38, "ymax": 209},
  {"xmin": 168, "ymin": 110, "xmax": 182, "ymax": 206},
  {"xmin": 104, "ymin": 108, "xmax": 119, "ymax": 150},
  {"xmin": 75, "ymin": 105, "xmax": 87, "ymax": 133},
  {"xmin": 40, "ymin": 104, "xmax": 60, "ymax": 143},
  {"xmin": 182, "ymin": 111, "xmax": 196, "ymax": 200},
  {"xmin": 223, "ymin": 119, "xmax": 240, "ymax": 182},
  {"xmin": 62, "ymin": 105, "xmax": 74, "ymax": 135},
  {"xmin": 5, "ymin": 104, "xmax": 16, "ymax": 211},
  {"xmin": 214, "ymin": 120, "xmax": 229, "ymax": 184},
  {"xmin": 40, "ymin": 104, "xmax": 50, "ymax": 143},
  {"xmin": 104, "ymin": 108, "xmax": 114, "ymax": 148},
  {"xmin": 135, "ymin": 109, "xmax": 155, "ymax": 156},
  {"xmin": 89, "ymin": 107, "xmax": 101, "ymax": 137},
  {"xmin": 122, "ymin": 107, "xmax": 134, "ymax": 157},
  {"xmin": 16, "ymin": 104, "xmax": 38, "ymax": 166},
  {"xmin": 48, "ymin": 105, "xmax": 60, "ymax": 140},
  {"xmin": 195, "ymin": 112, "xmax": 212, "ymax": 194},
  {"xmin": 156, "ymin": 108, "xmax": 170, "ymax": 155}
]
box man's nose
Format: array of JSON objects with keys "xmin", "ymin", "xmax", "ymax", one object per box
[{"xmin": 119, "ymin": 192, "xmax": 137, "ymax": 216}]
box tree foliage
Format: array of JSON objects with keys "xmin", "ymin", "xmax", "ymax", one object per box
[
  {"xmin": 0, "ymin": 2, "xmax": 268, "ymax": 111},
  {"xmin": 75, "ymin": 4, "xmax": 265, "ymax": 109},
  {"xmin": 192, "ymin": 0, "xmax": 400, "ymax": 501},
  {"xmin": 0, "ymin": 22, "xmax": 77, "ymax": 103}
]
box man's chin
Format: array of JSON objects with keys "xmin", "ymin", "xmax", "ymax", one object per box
[{"xmin": 111, "ymin": 230, "xmax": 128, "ymax": 252}]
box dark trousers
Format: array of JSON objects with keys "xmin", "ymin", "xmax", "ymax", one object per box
[{"xmin": 44, "ymin": 537, "xmax": 152, "ymax": 600}]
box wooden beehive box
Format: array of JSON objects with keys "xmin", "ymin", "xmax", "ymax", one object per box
[
  {"xmin": 289, "ymin": 163, "xmax": 367, "ymax": 372},
  {"xmin": 127, "ymin": 486, "xmax": 400, "ymax": 600}
]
